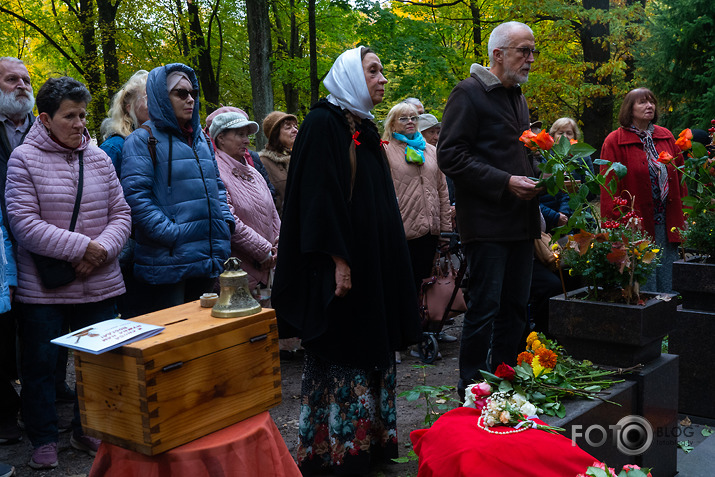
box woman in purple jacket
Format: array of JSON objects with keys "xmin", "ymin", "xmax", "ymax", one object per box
[
  {"xmin": 208, "ymin": 107, "xmax": 280, "ymax": 292},
  {"xmin": 6, "ymin": 76, "xmax": 131, "ymax": 470}
]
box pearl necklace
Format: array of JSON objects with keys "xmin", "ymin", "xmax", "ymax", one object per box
[{"xmin": 477, "ymin": 415, "xmax": 529, "ymax": 435}]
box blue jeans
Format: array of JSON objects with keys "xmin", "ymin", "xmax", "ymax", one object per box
[
  {"xmin": 458, "ymin": 240, "xmax": 533, "ymax": 397},
  {"xmin": 19, "ymin": 299, "xmax": 116, "ymax": 447}
]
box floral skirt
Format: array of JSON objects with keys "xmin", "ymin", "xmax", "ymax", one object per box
[{"xmin": 296, "ymin": 351, "xmax": 398, "ymax": 475}]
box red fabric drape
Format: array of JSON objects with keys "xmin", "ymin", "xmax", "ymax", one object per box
[
  {"xmin": 410, "ymin": 407, "xmax": 597, "ymax": 477},
  {"xmin": 89, "ymin": 412, "xmax": 301, "ymax": 477}
]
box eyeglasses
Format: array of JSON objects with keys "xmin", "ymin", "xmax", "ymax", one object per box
[
  {"xmin": 499, "ymin": 46, "xmax": 540, "ymax": 59},
  {"xmin": 398, "ymin": 116, "xmax": 419, "ymax": 124},
  {"xmin": 171, "ymin": 88, "xmax": 199, "ymax": 100}
]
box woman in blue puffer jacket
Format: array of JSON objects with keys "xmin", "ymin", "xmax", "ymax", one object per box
[{"xmin": 121, "ymin": 63, "xmax": 234, "ymax": 314}]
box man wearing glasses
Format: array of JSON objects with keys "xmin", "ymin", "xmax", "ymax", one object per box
[{"xmin": 437, "ymin": 21, "xmax": 542, "ymax": 400}]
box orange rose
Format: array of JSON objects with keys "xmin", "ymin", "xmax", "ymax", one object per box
[
  {"xmin": 534, "ymin": 130, "xmax": 555, "ymax": 150},
  {"xmin": 569, "ymin": 138, "xmax": 578, "ymax": 145},
  {"xmin": 674, "ymin": 135, "xmax": 691, "ymax": 151},
  {"xmin": 519, "ymin": 130, "xmax": 538, "ymax": 150},
  {"xmin": 657, "ymin": 151, "xmax": 673, "ymax": 164},
  {"xmin": 678, "ymin": 128, "xmax": 693, "ymax": 139}
]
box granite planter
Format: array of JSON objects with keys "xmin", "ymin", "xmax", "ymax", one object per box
[
  {"xmin": 549, "ymin": 287, "xmax": 678, "ymax": 367},
  {"xmin": 672, "ymin": 259, "xmax": 715, "ymax": 312}
]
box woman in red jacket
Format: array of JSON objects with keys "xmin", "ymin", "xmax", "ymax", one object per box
[{"xmin": 600, "ymin": 87, "xmax": 687, "ymax": 293}]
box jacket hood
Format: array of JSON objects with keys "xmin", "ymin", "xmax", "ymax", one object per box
[
  {"xmin": 22, "ymin": 119, "xmax": 90, "ymax": 155},
  {"xmin": 147, "ymin": 63, "xmax": 201, "ymax": 140}
]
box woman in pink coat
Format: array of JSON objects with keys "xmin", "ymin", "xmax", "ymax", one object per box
[
  {"xmin": 6, "ymin": 76, "xmax": 131, "ymax": 469},
  {"xmin": 208, "ymin": 107, "xmax": 280, "ymax": 292}
]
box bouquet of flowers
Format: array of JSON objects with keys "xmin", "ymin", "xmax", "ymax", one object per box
[
  {"xmin": 672, "ymin": 122, "xmax": 715, "ymax": 260},
  {"xmin": 477, "ymin": 332, "xmax": 628, "ymax": 418},
  {"xmin": 520, "ymin": 129, "xmax": 661, "ymax": 304},
  {"xmin": 560, "ymin": 194, "xmax": 660, "ymax": 304},
  {"xmin": 577, "ymin": 461, "xmax": 652, "ymax": 477}
]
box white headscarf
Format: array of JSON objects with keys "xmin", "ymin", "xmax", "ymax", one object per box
[
  {"xmin": 166, "ymin": 71, "xmax": 192, "ymax": 92},
  {"xmin": 323, "ymin": 46, "xmax": 375, "ymax": 120}
]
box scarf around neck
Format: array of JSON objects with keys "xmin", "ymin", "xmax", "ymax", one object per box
[
  {"xmin": 393, "ymin": 131, "xmax": 426, "ymax": 165},
  {"xmin": 627, "ymin": 124, "xmax": 669, "ymax": 202}
]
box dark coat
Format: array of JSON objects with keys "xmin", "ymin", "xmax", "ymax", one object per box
[
  {"xmin": 272, "ymin": 100, "xmax": 421, "ymax": 369},
  {"xmin": 600, "ymin": 125, "xmax": 686, "ymax": 243},
  {"xmin": 437, "ymin": 64, "xmax": 540, "ymax": 244},
  {"xmin": 0, "ymin": 112, "xmax": 34, "ymax": 237}
]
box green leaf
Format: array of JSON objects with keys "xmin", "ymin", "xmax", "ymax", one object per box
[
  {"xmin": 691, "ymin": 142, "xmax": 707, "ymax": 158},
  {"xmin": 556, "ymin": 403, "xmax": 566, "ymax": 418},
  {"xmin": 569, "ymin": 142, "xmax": 597, "ymax": 157},
  {"xmin": 498, "ymin": 380, "xmax": 513, "ymax": 392},
  {"xmin": 678, "ymin": 440, "xmax": 694, "ymax": 453},
  {"xmin": 399, "ymin": 390, "xmax": 422, "ymax": 401},
  {"xmin": 585, "ymin": 467, "xmax": 611, "ymax": 477},
  {"xmin": 702, "ymin": 427, "xmax": 713, "ymax": 437}
]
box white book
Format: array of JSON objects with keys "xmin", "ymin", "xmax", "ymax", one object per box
[{"xmin": 51, "ymin": 318, "xmax": 164, "ymax": 355}]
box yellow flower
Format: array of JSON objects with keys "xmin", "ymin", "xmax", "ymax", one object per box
[
  {"xmin": 569, "ymin": 269, "xmax": 574, "ymax": 276},
  {"xmin": 551, "ymin": 243, "xmax": 559, "ymax": 251},
  {"xmin": 670, "ymin": 226, "xmax": 677, "ymax": 232},
  {"xmin": 526, "ymin": 331, "xmax": 538, "ymax": 347},
  {"xmin": 652, "ymin": 248, "xmax": 660, "ymax": 253},
  {"xmin": 532, "ymin": 356, "xmax": 553, "ymax": 377},
  {"xmin": 531, "ymin": 340, "xmax": 543, "ymax": 351}
]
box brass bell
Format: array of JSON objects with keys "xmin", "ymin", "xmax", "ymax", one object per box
[{"xmin": 211, "ymin": 257, "xmax": 262, "ymax": 318}]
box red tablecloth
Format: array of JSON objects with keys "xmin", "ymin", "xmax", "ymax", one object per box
[
  {"xmin": 89, "ymin": 412, "xmax": 301, "ymax": 477},
  {"xmin": 410, "ymin": 407, "xmax": 597, "ymax": 477}
]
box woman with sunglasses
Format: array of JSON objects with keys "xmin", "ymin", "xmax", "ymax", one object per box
[
  {"xmin": 382, "ymin": 102, "xmax": 451, "ymax": 311},
  {"xmin": 121, "ymin": 63, "xmax": 234, "ymax": 315},
  {"xmin": 273, "ymin": 46, "xmax": 421, "ymax": 475}
]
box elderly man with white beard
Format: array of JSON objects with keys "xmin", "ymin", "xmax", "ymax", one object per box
[{"xmin": 0, "ymin": 57, "xmax": 34, "ymax": 477}]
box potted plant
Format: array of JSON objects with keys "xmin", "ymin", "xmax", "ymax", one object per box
[
  {"xmin": 520, "ymin": 130, "xmax": 677, "ymax": 367},
  {"xmin": 670, "ymin": 122, "xmax": 715, "ymax": 312}
]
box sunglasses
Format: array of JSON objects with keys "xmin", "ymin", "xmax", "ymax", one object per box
[{"xmin": 171, "ymin": 88, "xmax": 199, "ymax": 100}]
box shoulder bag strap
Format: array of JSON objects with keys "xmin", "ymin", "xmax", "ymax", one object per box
[
  {"xmin": 68, "ymin": 151, "xmax": 83, "ymax": 232},
  {"xmin": 138, "ymin": 124, "xmax": 158, "ymax": 166}
]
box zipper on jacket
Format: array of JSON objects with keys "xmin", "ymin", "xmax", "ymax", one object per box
[{"xmin": 193, "ymin": 146, "xmax": 214, "ymax": 259}]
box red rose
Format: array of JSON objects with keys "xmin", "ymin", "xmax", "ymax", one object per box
[{"xmin": 494, "ymin": 363, "xmax": 516, "ymax": 381}]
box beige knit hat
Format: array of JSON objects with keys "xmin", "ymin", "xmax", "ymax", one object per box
[{"xmin": 262, "ymin": 111, "xmax": 298, "ymax": 142}]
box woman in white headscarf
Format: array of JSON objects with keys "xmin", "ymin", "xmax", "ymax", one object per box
[{"xmin": 273, "ymin": 47, "xmax": 421, "ymax": 475}]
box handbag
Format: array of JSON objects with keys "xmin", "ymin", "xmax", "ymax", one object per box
[
  {"xmin": 30, "ymin": 152, "xmax": 84, "ymax": 289},
  {"xmin": 420, "ymin": 251, "xmax": 468, "ymax": 329},
  {"xmin": 534, "ymin": 231, "xmax": 558, "ymax": 273}
]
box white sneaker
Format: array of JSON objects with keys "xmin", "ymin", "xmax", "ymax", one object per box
[{"xmin": 437, "ymin": 332, "xmax": 458, "ymax": 342}]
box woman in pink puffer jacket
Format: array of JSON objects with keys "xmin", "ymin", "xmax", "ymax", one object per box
[{"xmin": 6, "ymin": 77, "xmax": 131, "ymax": 470}]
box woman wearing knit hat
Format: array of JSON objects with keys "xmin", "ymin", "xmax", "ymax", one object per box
[
  {"xmin": 208, "ymin": 107, "xmax": 280, "ymax": 291},
  {"xmin": 258, "ymin": 111, "xmax": 298, "ymax": 215}
]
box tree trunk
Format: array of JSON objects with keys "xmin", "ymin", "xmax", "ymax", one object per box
[
  {"xmin": 246, "ymin": 0, "xmax": 274, "ymax": 151},
  {"xmin": 579, "ymin": 0, "xmax": 613, "ymax": 157},
  {"xmin": 96, "ymin": 0, "xmax": 121, "ymax": 99},
  {"xmin": 468, "ymin": 0, "xmax": 483, "ymax": 65},
  {"xmin": 186, "ymin": 0, "xmax": 219, "ymax": 112},
  {"xmin": 78, "ymin": 0, "xmax": 106, "ymax": 135},
  {"xmin": 308, "ymin": 0, "xmax": 318, "ymax": 105}
]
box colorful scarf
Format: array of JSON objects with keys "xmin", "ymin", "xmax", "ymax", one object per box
[
  {"xmin": 628, "ymin": 124, "xmax": 669, "ymax": 202},
  {"xmin": 392, "ymin": 131, "xmax": 426, "ymax": 165}
]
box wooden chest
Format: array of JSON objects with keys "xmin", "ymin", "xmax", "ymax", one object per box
[{"xmin": 75, "ymin": 302, "xmax": 281, "ymax": 455}]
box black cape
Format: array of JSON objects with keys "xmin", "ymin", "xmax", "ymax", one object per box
[{"xmin": 273, "ymin": 100, "xmax": 421, "ymax": 369}]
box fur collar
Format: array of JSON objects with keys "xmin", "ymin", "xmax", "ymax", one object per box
[
  {"xmin": 259, "ymin": 148, "xmax": 291, "ymax": 166},
  {"xmin": 469, "ymin": 63, "xmax": 502, "ymax": 88}
]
